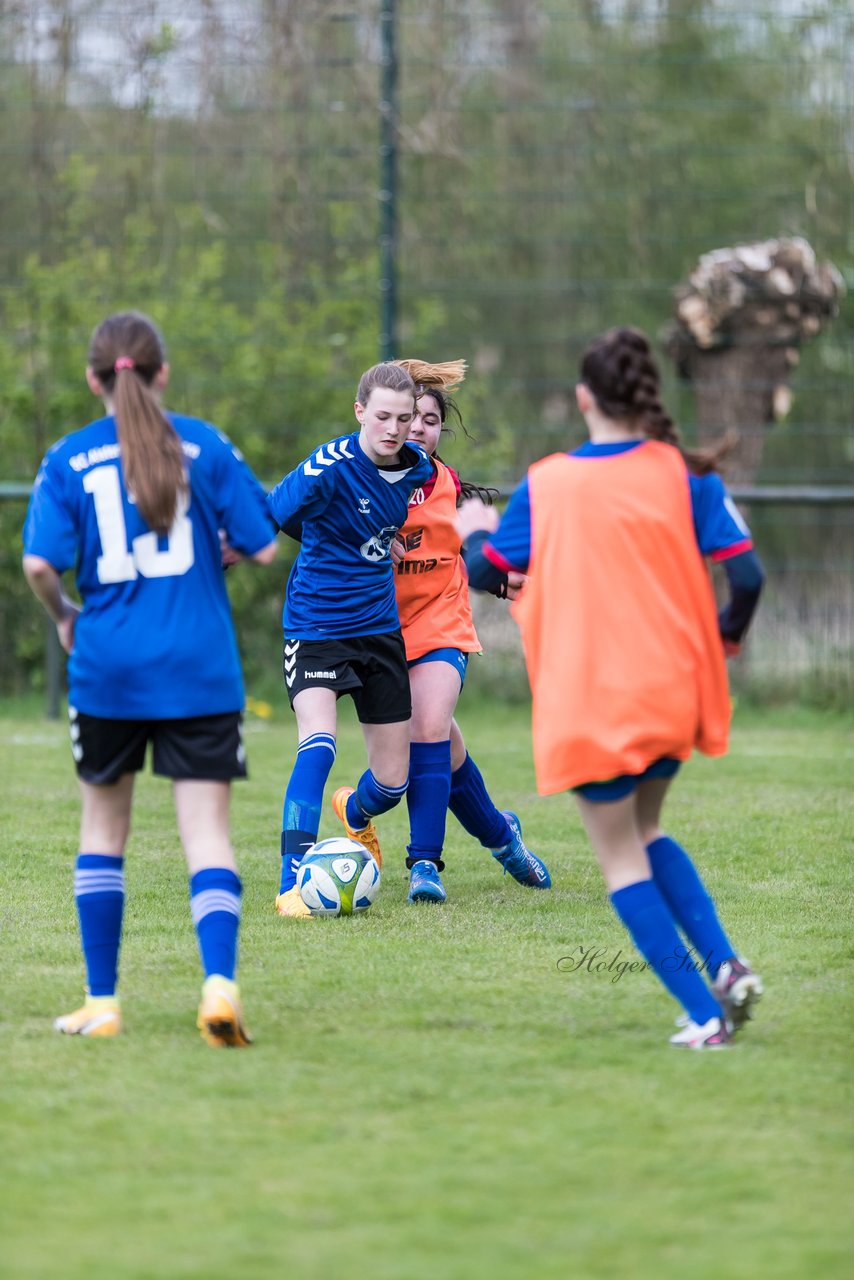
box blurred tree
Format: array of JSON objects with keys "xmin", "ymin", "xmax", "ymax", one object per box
[
  {"xmin": 0, "ymin": 0, "xmax": 850, "ymax": 696},
  {"xmin": 666, "ymin": 238, "xmax": 844, "ymax": 482}
]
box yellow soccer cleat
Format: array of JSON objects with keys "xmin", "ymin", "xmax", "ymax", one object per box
[
  {"xmin": 275, "ymin": 886, "xmax": 315, "ymax": 919},
  {"xmin": 197, "ymin": 976, "xmax": 252, "ymax": 1048},
  {"xmin": 331, "ymin": 786, "xmax": 383, "ymax": 869},
  {"xmin": 54, "ymin": 996, "xmax": 122, "ymax": 1038}
]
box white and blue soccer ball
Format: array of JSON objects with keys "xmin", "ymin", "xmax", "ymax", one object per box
[{"xmin": 297, "ymin": 837, "xmax": 381, "ymax": 917}]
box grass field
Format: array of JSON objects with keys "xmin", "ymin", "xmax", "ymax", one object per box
[{"xmin": 1, "ymin": 698, "xmax": 851, "ymax": 1280}]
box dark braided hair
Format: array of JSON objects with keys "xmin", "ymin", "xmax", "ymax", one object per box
[
  {"xmin": 580, "ymin": 327, "xmax": 732, "ymax": 475},
  {"xmin": 421, "ymin": 387, "xmax": 499, "ymax": 506}
]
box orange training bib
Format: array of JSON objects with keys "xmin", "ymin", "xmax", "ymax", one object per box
[
  {"xmin": 511, "ymin": 441, "xmax": 730, "ymax": 794},
  {"xmin": 396, "ymin": 461, "xmax": 481, "ymax": 661}
]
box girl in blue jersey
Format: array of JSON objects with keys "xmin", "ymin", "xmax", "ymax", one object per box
[
  {"xmin": 23, "ymin": 311, "xmax": 277, "ymax": 1046},
  {"xmin": 268, "ymin": 362, "xmax": 434, "ymax": 917},
  {"xmin": 459, "ymin": 327, "xmax": 765, "ymax": 1049}
]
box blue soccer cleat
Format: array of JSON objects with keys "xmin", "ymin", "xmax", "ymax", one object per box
[
  {"xmin": 492, "ymin": 812, "xmax": 552, "ymax": 888},
  {"xmin": 408, "ymin": 859, "xmax": 447, "ymax": 904}
]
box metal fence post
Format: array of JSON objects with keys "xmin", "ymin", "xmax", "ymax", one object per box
[{"xmin": 378, "ymin": 0, "xmax": 398, "ymax": 362}]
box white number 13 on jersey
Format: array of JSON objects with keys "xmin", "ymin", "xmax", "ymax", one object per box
[{"xmin": 83, "ymin": 464, "xmax": 194, "ymax": 584}]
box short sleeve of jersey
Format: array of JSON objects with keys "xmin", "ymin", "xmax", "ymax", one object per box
[
  {"xmin": 267, "ymin": 446, "xmax": 339, "ymax": 530},
  {"xmin": 209, "ymin": 431, "xmax": 276, "ymax": 555},
  {"xmin": 689, "ymin": 472, "xmax": 753, "ymax": 561},
  {"xmin": 403, "ymin": 442, "xmax": 434, "ymax": 490},
  {"xmin": 22, "ymin": 446, "xmax": 78, "ymax": 572},
  {"xmin": 483, "ymin": 476, "xmax": 532, "ymax": 573}
]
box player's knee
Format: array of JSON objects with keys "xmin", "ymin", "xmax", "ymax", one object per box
[{"xmin": 410, "ymin": 712, "xmax": 452, "ymax": 741}]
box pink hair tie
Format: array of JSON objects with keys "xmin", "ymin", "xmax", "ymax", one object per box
[{"xmin": 114, "ymin": 356, "xmax": 135, "ymax": 372}]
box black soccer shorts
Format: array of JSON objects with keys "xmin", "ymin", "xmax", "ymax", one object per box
[
  {"xmin": 282, "ymin": 630, "xmax": 411, "ymax": 724},
  {"xmin": 69, "ymin": 707, "xmax": 247, "ymax": 785}
]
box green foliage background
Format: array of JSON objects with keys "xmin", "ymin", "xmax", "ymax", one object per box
[{"xmin": 1, "ymin": 1, "xmax": 851, "ymax": 696}]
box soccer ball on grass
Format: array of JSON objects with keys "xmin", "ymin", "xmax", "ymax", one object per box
[{"xmin": 297, "ymin": 837, "xmax": 381, "ymax": 917}]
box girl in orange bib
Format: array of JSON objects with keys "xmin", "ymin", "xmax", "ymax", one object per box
[
  {"xmin": 460, "ymin": 327, "xmax": 764, "ymax": 1049},
  {"xmin": 392, "ymin": 359, "xmax": 552, "ymax": 904}
]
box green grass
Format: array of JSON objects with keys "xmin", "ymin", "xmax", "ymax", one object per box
[{"xmin": 1, "ymin": 700, "xmax": 852, "ymax": 1280}]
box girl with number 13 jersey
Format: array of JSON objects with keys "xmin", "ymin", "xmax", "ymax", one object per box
[
  {"xmin": 23, "ymin": 310, "xmax": 276, "ymax": 1049},
  {"xmin": 26, "ymin": 408, "xmax": 275, "ymax": 719}
]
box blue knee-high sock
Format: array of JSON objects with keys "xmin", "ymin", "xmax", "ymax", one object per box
[
  {"xmin": 647, "ymin": 835, "xmax": 735, "ymax": 979},
  {"xmin": 74, "ymin": 854, "xmax": 125, "ymax": 998},
  {"xmin": 190, "ymin": 868, "xmax": 242, "ymax": 980},
  {"xmin": 406, "ymin": 740, "xmax": 452, "ymax": 869},
  {"xmin": 448, "ymin": 752, "xmax": 510, "ymax": 850},
  {"xmin": 610, "ymin": 879, "xmax": 722, "ymax": 1025},
  {"xmin": 280, "ymin": 732, "xmax": 337, "ymax": 893},
  {"xmin": 346, "ymin": 769, "xmax": 408, "ymax": 830}
]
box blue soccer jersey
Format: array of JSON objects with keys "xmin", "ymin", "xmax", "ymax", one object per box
[
  {"xmin": 483, "ymin": 440, "xmax": 754, "ymax": 573},
  {"xmin": 267, "ymin": 432, "xmax": 433, "ymax": 639},
  {"xmin": 23, "ymin": 413, "xmax": 276, "ymax": 719}
]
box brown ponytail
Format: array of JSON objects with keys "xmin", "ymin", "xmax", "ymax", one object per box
[
  {"xmin": 580, "ymin": 326, "xmax": 734, "ymax": 475},
  {"xmin": 88, "ymin": 311, "xmax": 186, "ymax": 532}
]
